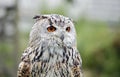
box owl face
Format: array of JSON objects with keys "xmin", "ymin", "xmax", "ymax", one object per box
[{"xmin": 30, "ymin": 14, "xmax": 76, "ymax": 47}]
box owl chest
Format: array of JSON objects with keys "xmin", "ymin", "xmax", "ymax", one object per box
[
  {"xmin": 33, "ymin": 46, "xmax": 73, "ymax": 65},
  {"xmin": 31, "ymin": 46, "xmax": 76, "ymax": 77}
]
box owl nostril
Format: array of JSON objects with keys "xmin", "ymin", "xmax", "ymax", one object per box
[{"xmin": 60, "ymin": 35, "xmax": 64, "ymax": 41}]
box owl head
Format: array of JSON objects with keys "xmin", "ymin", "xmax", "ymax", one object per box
[{"xmin": 29, "ymin": 14, "xmax": 77, "ymax": 47}]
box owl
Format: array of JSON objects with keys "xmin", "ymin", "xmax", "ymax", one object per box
[{"xmin": 17, "ymin": 14, "xmax": 83, "ymax": 77}]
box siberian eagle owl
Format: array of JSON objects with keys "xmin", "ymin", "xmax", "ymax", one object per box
[{"xmin": 17, "ymin": 14, "xmax": 83, "ymax": 77}]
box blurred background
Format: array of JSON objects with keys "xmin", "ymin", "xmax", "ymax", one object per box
[{"xmin": 0, "ymin": 0, "xmax": 120, "ymax": 77}]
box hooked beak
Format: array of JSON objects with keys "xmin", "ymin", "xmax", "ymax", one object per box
[{"xmin": 60, "ymin": 34, "xmax": 64, "ymax": 41}]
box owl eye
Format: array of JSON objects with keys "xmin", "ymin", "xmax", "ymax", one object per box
[
  {"xmin": 47, "ymin": 26, "xmax": 56, "ymax": 32},
  {"xmin": 66, "ymin": 27, "xmax": 71, "ymax": 32}
]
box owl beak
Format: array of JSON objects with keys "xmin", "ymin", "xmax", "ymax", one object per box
[{"xmin": 60, "ymin": 35, "xmax": 64, "ymax": 41}]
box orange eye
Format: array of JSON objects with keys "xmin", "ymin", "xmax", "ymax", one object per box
[
  {"xmin": 47, "ymin": 26, "xmax": 56, "ymax": 32},
  {"xmin": 66, "ymin": 27, "xmax": 70, "ymax": 32}
]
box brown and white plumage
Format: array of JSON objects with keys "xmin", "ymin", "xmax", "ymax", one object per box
[{"xmin": 17, "ymin": 14, "xmax": 83, "ymax": 77}]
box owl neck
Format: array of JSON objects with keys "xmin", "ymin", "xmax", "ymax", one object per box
[
  {"xmin": 32, "ymin": 43, "xmax": 77, "ymax": 66},
  {"xmin": 29, "ymin": 37, "xmax": 77, "ymax": 64}
]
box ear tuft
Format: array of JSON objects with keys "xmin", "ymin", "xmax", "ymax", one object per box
[
  {"xmin": 33, "ymin": 15, "xmax": 48, "ymax": 21},
  {"xmin": 33, "ymin": 15, "xmax": 40, "ymax": 19}
]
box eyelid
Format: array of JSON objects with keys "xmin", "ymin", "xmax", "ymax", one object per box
[
  {"xmin": 66, "ymin": 27, "xmax": 70, "ymax": 32},
  {"xmin": 47, "ymin": 26, "xmax": 56, "ymax": 32}
]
